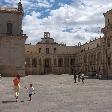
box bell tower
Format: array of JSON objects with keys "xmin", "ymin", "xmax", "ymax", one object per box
[
  {"xmin": 44, "ymin": 32, "xmax": 50, "ymax": 38},
  {"xmin": 0, "ymin": 1, "xmax": 27, "ymax": 76},
  {"xmin": 18, "ymin": 0, "xmax": 23, "ymax": 13}
]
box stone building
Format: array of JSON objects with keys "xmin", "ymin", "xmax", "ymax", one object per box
[
  {"xmin": 25, "ymin": 32, "xmax": 77, "ymax": 75},
  {"xmin": 0, "ymin": 1, "xmax": 27, "ymax": 76},
  {"xmin": 0, "ymin": 0, "xmax": 112, "ymax": 78},
  {"xmin": 74, "ymin": 9, "xmax": 112, "ymax": 78},
  {"xmin": 25, "ymin": 9, "xmax": 112, "ymax": 78},
  {"xmin": 101, "ymin": 9, "xmax": 112, "ymax": 78},
  {"xmin": 25, "ymin": 32, "xmax": 104, "ymax": 76}
]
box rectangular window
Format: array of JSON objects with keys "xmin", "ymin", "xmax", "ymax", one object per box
[
  {"xmin": 46, "ymin": 48, "xmax": 49, "ymax": 54},
  {"xmin": 39, "ymin": 48, "xmax": 41, "ymax": 53},
  {"xmin": 108, "ymin": 57, "xmax": 111, "ymax": 66},
  {"xmin": 54, "ymin": 48, "xmax": 56, "ymax": 53},
  {"xmin": 107, "ymin": 39, "xmax": 110, "ymax": 47},
  {"xmin": 7, "ymin": 23, "xmax": 13, "ymax": 34}
]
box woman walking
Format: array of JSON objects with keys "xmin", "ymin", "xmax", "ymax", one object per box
[{"xmin": 13, "ymin": 73, "xmax": 20, "ymax": 102}]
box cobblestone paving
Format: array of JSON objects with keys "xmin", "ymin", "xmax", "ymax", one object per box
[{"xmin": 0, "ymin": 74, "xmax": 112, "ymax": 112}]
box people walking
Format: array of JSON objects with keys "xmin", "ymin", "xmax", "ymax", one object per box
[
  {"xmin": 81, "ymin": 73, "xmax": 85, "ymax": 84},
  {"xmin": 98, "ymin": 74, "xmax": 102, "ymax": 80},
  {"xmin": 73, "ymin": 71, "xmax": 77, "ymax": 83},
  {"xmin": 13, "ymin": 73, "xmax": 20, "ymax": 102},
  {"xmin": 78, "ymin": 73, "xmax": 81, "ymax": 82},
  {"xmin": 96, "ymin": 73, "xmax": 98, "ymax": 79}
]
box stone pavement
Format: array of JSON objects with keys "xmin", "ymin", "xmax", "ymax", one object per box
[{"xmin": 0, "ymin": 74, "xmax": 112, "ymax": 112}]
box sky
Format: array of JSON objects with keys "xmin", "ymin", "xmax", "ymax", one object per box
[{"xmin": 0, "ymin": 0, "xmax": 112, "ymax": 46}]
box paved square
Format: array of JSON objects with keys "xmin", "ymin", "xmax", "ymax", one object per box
[{"xmin": 0, "ymin": 74, "xmax": 112, "ymax": 112}]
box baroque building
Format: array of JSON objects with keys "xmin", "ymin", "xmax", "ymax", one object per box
[
  {"xmin": 25, "ymin": 32, "xmax": 77, "ymax": 75},
  {"xmin": 25, "ymin": 9, "xmax": 112, "ymax": 78},
  {"xmin": 0, "ymin": 1, "xmax": 27, "ymax": 76}
]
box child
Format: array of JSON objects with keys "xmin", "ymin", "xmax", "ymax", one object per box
[
  {"xmin": 25, "ymin": 84, "xmax": 35, "ymax": 101},
  {"xmin": 80, "ymin": 73, "xmax": 85, "ymax": 84}
]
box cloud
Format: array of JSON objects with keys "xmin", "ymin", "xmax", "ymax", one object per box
[
  {"xmin": 22, "ymin": 0, "xmax": 110, "ymax": 45},
  {"xmin": 1, "ymin": 0, "xmax": 112, "ymax": 45}
]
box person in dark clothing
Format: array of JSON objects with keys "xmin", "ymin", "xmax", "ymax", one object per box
[
  {"xmin": 71, "ymin": 68, "xmax": 74, "ymax": 75},
  {"xmin": 73, "ymin": 71, "xmax": 77, "ymax": 83},
  {"xmin": 71, "ymin": 68, "xmax": 77, "ymax": 83},
  {"xmin": 78, "ymin": 73, "xmax": 81, "ymax": 82}
]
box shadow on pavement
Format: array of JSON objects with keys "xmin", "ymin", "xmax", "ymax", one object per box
[
  {"xmin": 2, "ymin": 100, "xmax": 25, "ymax": 103},
  {"xmin": 2, "ymin": 100, "xmax": 17, "ymax": 103}
]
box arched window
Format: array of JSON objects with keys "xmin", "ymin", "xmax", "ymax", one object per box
[
  {"xmin": 32, "ymin": 58, "xmax": 37, "ymax": 67},
  {"xmin": 7, "ymin": 23, "xmax": 13, "ymax": 34}
]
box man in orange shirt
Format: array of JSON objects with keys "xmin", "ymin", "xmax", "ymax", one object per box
[{"xmin": 13, "ymin": 73, "xmax": 20, "ymax": 102}]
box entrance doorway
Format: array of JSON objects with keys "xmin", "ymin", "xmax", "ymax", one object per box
[{"xmin": 44, "ymin": 58, "xmax": 51, "ymax": 74}]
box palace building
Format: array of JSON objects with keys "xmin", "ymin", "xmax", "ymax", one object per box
[
  {"xmin": 25, "ymin": 32, "xmax": 77, "ymax": 75},
  {"xmin": 0, "ymin": 1, "xmax": 27, "ymax": 76}
]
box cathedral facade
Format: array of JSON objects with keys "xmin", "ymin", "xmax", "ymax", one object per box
[{"xmin": 0, "ymin": 1, "xmax": 27, "ymax": 76}]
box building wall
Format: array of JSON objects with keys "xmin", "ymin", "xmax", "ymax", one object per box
[
  {"xmin": 74, "ymin": 9, "xmax": 112, "ymax": 78},
  {"xmin": 0, "ymin": 13, "xmax": 22, "ymax": 35},
  {"xmin": 0, "ymin": 2, "xmax": 27, "ymax": 76},
  {"xmin": 25, "ymin": 32, "xmax": 106, "ymax": 76},
  {"xmin": 101, "ymin": 9, "xmax": 112, "ymax": 78}
]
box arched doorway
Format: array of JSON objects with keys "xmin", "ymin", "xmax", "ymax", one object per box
[{"xmin": 44, "ymin": 58, "xmax": 51, "ymax": 74}]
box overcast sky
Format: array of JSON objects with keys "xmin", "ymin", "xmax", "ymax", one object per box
[{"xmin": 0, "ymin": 0, "xmax": 112, "ymax": 45}]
